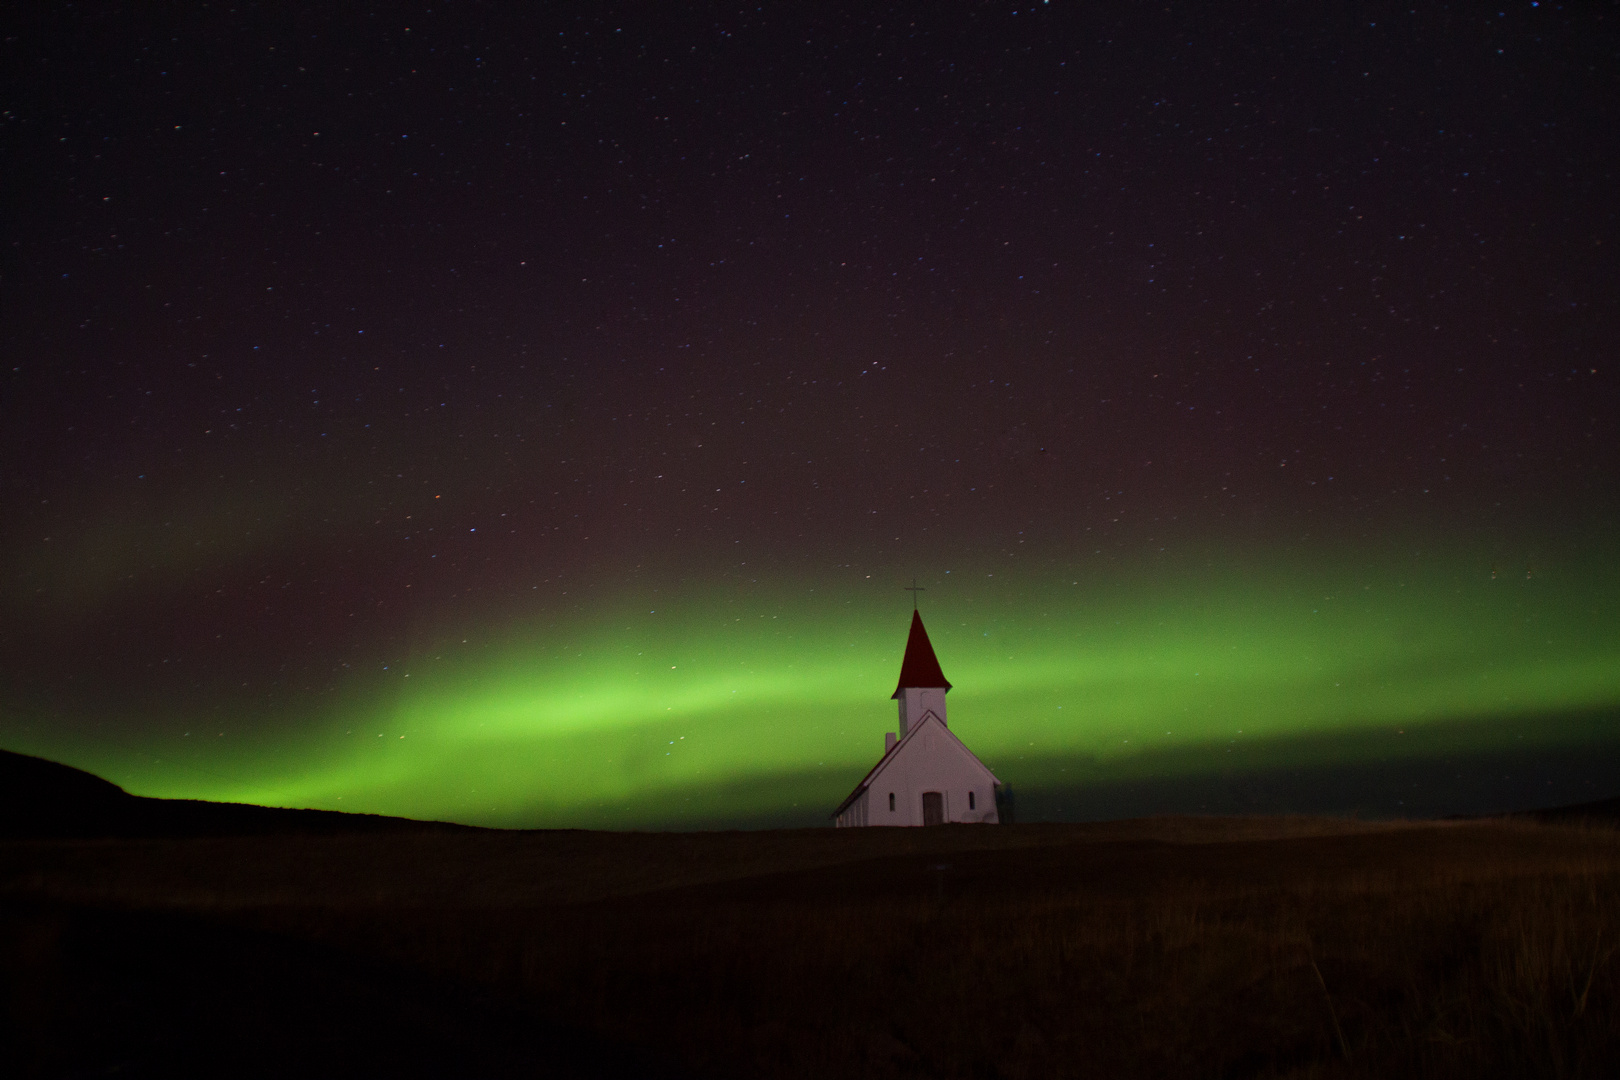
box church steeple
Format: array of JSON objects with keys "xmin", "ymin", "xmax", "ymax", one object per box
[
  {"xmin": 891, "ymin": 609, "xmax": 951, "ymax": 736},
  {"xmin": 892, "ymin": 609, "xmax": 951, "ymax": 698}
]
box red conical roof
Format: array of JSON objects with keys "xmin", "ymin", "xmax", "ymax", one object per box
[{"xmin": 891, "ymin": 609, "xmax": 951, "ymax": 698}]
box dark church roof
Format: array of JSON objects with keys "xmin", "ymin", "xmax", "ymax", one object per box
[{"xmin": 891, "ymin": 609, "xmax": 952, "ymax": 698}]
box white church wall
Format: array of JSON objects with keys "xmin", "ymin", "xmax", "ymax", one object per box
[
  {"xmin": 835, "ymin": 788, "xmax": 870, "ymax": 828},
  {"xmin": 867, "ymin": 717, "xmax": 999, "ymax": 826}
]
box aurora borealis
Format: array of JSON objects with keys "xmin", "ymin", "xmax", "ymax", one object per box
[
  {"xmin": 6, "ymin": 539, "xmax": 1617, "ymax": 828},
  {"xmin": 4, "ymin": 3, "xmax": 1618, "ymax": 827}
]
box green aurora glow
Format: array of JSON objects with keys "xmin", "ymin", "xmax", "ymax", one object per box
[{"xmin": 6, "ymin": 539, "xmax": 1617, "ymax": 827}]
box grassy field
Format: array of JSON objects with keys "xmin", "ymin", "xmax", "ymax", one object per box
[{"xmin": 4, "ymin": 816, "xmax": 1618, "ymax": 1078}]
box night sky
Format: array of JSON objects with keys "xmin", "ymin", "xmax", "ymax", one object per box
[{"xmin": 5, "ymin": 2, "xmax": 1618, "ymax": 828}]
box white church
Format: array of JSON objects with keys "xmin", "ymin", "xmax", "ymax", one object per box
[{"xmin": 833, "ymin": 608, "xmax": 1002, "ymax": 827}]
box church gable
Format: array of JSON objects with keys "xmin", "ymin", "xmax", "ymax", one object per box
[{"xmin": 874, "ymin": 712, "xmax": 997, "ymax": 790}]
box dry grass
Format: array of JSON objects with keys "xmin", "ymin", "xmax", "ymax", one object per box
[{"xmin": 4, "ymin": 816, "xmax": 1618, "ymax": 1078}]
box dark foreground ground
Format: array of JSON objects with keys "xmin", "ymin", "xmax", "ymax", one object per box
[{"xmin": 2, "ymin": 751, "xmax": 1619, "ymax": 1079}]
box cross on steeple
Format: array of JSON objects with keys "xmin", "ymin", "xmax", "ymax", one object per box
[{"xmin": 904, "ymin": 577, "xmax": 925, "ymax": 610}]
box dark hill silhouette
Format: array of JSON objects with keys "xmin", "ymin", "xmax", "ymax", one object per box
[
  {"xmin": 0, "ymin": 749, "xmax": 475, "ymax": 838},
  {"xmin": 1523, "ymin": 793, "xmax": 1620, "ymax": 823}
]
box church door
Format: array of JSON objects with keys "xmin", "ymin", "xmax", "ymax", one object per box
[{"xmin": 921, "ymin": 791, "xmax": 945, "ymax": 826}]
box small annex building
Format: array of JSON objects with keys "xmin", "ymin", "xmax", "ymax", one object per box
[{"xmin": 833, "ymin": 608, "xmax": 1001, "ymax": 827}]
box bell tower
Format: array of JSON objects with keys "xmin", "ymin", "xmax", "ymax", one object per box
[{"xmin": 893, "ymin": 608, "xmax": 951, "ymax": 736}]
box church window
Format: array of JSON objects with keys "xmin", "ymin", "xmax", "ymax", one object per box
[
  {"xmin": 968, "ymin": 791, "xmax": 976, "ymax": 810},
  {"xmin": 888, "ymin": 792, "xmax": 895, "ymax": 812}
]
